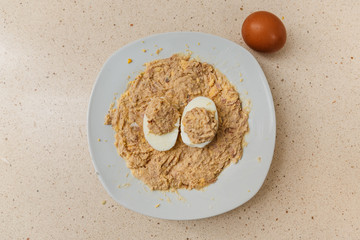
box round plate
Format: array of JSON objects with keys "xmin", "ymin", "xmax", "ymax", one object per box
[{"xmin": 87, "ymin": 32, "xmax": 276, "ymax": 220}]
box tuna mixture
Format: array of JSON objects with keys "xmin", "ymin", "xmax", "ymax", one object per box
[
  {"xmin": 105, "ymin": 54, "xmax": 249, "ymax": 190},
  {"xmin": 182, "ymin": 107, "xmax": 218, "ymax": 144}
]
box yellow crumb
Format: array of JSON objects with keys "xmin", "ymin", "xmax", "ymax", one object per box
[
  {"xmin": 156, "ymin": 48, "xmax": 163, "ymax": 55},
  {"xmin": 155, "ymin": 204, "xmax": 160, "ymax": 208},
  {"xmin": 281, "ymin": 16, "xmax": 284, "ymax": 20},
  {"xmin": 239, "ymin": 78, "xmax": 243, "ymax": 82},
  {"xmin": 142, "ymin": 49, "xmax": 147, "ymax": 53},
  {"xmin": 127, "ymin": 75, "xmax": 131, "ymax": 80},
  {"xmin": 102, "ymin": 200, "xmax": 107, "ymax": 205},
  {"xmin": 118, "ymin": 183, "xmax": 131, "ymax": 188},
  {"xmin": 159, "ymin": 198, "xmax": 164, "ymax": 201},
  {"xmin": 163, "ymin": 192, "xmax": 171, "ymax": 203},
  {"xmin": 257, "ymin": 157, "xmax": 262, "ymax": 162},
  {"xmin": 174, "ymin": 190, "xmax": 186, "ymax": 202},
  {"xmin": 248, "ymin": 190, "xmax": 251, "ymax": 192},
  {"xmin": 185, "ymin": 44, "xmax": 189, "ymax": 48},
  {"xmin": 239, "ymin": 73, "xmax": 242, "ymax": 77},
  {"xmin": 104, "ymin": 140, "xmax": 108, "ymax": 142},
  {"xmin": 150, "ymin": 53, "xmax": 153, "ymax": 56},
  {"xmin": 125, "ymin": 172, "xmax": 129, "ymax": 178},
  {"xmin": 97, "ymin": 138, "xmax": 101, "ymax": 142},
  {"xmin": 141, "ymin": 41, "xmax": 144, "ymax": 43},
  {"xmin": 197, "ymin": 42, "xmax": 200, "ymax": 46},
  {"xmin": 185, "ymin": 49, "xmax": 193, "ymax": 55},
  {"xmin": 127, "ymin": 58, "xmax": 132, "ymax": 64}
]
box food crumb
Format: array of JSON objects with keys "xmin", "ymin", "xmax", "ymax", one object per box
[
  {"xmin": 174, "ymin": 190, "xmax": 186, "ymax": 202},
  {"xmin": 248, "ymin": 190, "xmax": 251, "ymax": 192},
  {"xmin": 142, "ymin": 49, "xmax": 147, "ymax": 53},
  {"xmin": 97, "ymin": 138, "xmax": 101, "ymax": 142},
  {"xmin": 126, "ymin": 172, "xmax": 129, "ymax": 178},
  {"xmin": 130, "ymin": 23, "xmax": 133, "ymax": 27},
  {"xmin": 350, "ymin": 56, "xmax": 354, "ymax": 59},
  {"xmin": 127, "ymin": 59, "xmax": 133, "ymax": 64},
  {"xmin": 162, "ymin": 193, "xmax": 171, "ymax": 203},
  {"xmin": 104, "ymin": 140, "xmax": 108, "ymax": 142},
  {"xmin": 141, "ymin": 41, "xmax": 144, "ymax": 43},
  {"xmin": 185, "ymin": 49, "xmax": 193, "ymax": 55},
  {"xmin": 155, "ymin": 204, "xmax": 160, "ymax": 208},
  {"xmin": 197, "ymin": 42, "xmax": 200, "ymax": 46},
  {"xmin": 257, "ymin": 157, "xmax": 262, "ymax": 162},
  {"xmin": 311, "ymin": 216, "xmax": 314, "ymax": 220},
  {"xmin": 127, "ymin": 75, "xmax": 131, "ymax": 80},
  {"xmin": 156, "ymin": 48, "xmax": 163, "ymax": 55},
  {"xmin": 281, "ymin": 16, "xmax": 284, "ymax": 20},
  {"xmin": 239, "ymin": 78, "xmax": 243, "ymax": 82},
  {"xmin": 332, "ymin": 100, "xmax": 336, "ymax": 104},
  {"xmin": 102, "ymin": 200, "xmax": 107, "ymax": 205},
  {"xmin": 118, "ymin": 183, "xmax": 131, "ymax": 188},
  {"xmin": 150, "ymin": 53, "xmax": 153, "ymax": 56},
  {"xmin": 239, "ymin": 73, "xmax": 242, "ymax": 77}
]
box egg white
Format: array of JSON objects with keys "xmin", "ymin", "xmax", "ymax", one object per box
[{"xmin": 143, "ymin": 115, "xmax": 180, "ymax": 151}]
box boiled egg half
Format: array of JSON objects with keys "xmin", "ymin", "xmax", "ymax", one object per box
[
  {"xmin": 180, "ymin": 96, "xmax": 218, "ymax": 148},
  {"xmin": 143, "ymin": 98, "xmax": 180, "ymax": 151}
]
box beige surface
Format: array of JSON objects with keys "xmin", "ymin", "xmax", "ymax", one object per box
[{"xmin": 1, "ymin": 0, "xmax": 359, "ymax": 239}]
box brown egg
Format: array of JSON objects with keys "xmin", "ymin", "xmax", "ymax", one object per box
[{"xmin": 242, "ymin": 11, "xmax": 286, "ymax": 52}]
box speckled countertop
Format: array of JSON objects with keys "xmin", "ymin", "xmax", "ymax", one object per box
[{"xmin": 1, "ymin": 1, "xmax": 359, "ymax": 239}]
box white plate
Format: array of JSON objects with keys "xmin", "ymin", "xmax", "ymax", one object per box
[{"xmin": 87, "ymin": 32, "xmax": 276, "ymax": 220}]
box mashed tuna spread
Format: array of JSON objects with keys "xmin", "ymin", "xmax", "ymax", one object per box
[
  {"xmin": 145, "ymin": 97, "xmax": 179, "ymax": 135},
  {"xmin": 183, "ymin": 107, "xmax": 218, "ymax": 144},
  {"xmin": 105, "ymin": 54, "xmax": 249, "ymax": 190}
]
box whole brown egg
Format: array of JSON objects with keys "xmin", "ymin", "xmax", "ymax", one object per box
[{"xmin": 242, "ymin": 11, "xmax": 287, "ymax": 52}]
